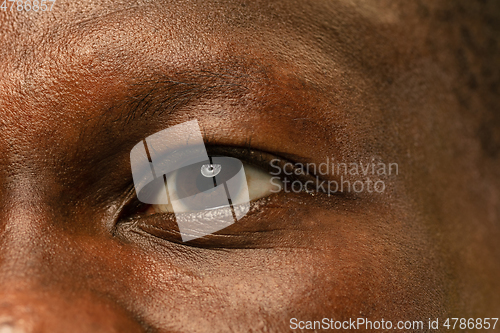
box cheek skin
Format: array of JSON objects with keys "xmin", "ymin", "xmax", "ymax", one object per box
[
  {"xmin": 0, "ymin": 165, "xmax": 448, "ymax": 333},
  {"xmin": 102, "ymin": 194, "xmax": 447, "ymax": 332},
  {"xmin": 0, "ymin": 291, "xmax": 147, "ymax": 333}
]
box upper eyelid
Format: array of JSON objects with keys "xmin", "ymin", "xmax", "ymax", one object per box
[{"xmin": 204, "ymin": 145, "xmax": 321, "ymax": 186}]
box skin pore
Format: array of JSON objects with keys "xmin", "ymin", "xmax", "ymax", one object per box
[{"xmin": 0, "ymin": 0, "xmax": 499, "ymax": 332}]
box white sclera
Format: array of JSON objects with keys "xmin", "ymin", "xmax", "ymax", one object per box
[
  {"xmin": 212, "ymin": 157, "xmax": 250, "ymax": 220},
  {"xmin": 244, "ymin": 163, "xmax": 282, "ymax": 202},
  {"xmin": 201, "ymin": 164, "xmax": 222, "ymax": 178}
]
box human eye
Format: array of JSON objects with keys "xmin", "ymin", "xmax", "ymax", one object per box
[
  {"xmin": 144, "ymin": 154, "xmax": 280, "ymax": 215},
  {"xmin": 113, "ymin": 118, "xmax": 332, "ymax": 247},
  {"xmin": 117, "ymin": 143, "xmax": 324, "ymax": 248}
]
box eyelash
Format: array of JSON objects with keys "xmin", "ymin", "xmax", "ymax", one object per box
[
  {"xmin": 201, "ymin": 132, "xmax": 317, "ymax": 186},
  {"xmin": 119, "ymin": 145, "xmax": 321, "ymax": 221},
  {"xmin": 205, "ymin": 145, "xmax": 317, "ymax": 185}
]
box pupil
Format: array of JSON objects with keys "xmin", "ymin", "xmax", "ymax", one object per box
[{"xmin": 201, "ymin": 163, "xmax": 222, "ymax": 178}]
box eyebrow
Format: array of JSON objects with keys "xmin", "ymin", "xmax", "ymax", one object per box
[
  {"xmin": 65, "ymin": 69, "xmax": 256, "ymax": 198},
  {"xmin": 79, "ymin": 70, "xmax": 251, "ymax": 143},
  {"xmin": 123, "ymin": 71, "xmax": 249, "ymax": 121}
]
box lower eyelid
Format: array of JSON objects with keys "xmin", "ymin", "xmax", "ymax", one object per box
[
  {"xmin": 130, "ymin": 192, "xmax": 322, "ymax": 250},
  {"xmin": 133, "ymin": 196, "xmax": 282, "ymax": 247}
]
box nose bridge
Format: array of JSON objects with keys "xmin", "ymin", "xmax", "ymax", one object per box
[
  {"xmin": 0, "ymin": 207, "xmax": 45, "ymax": 280},
  {"xmin": 0, "ymin": 224, "xmax": 146, "ymax": 333},
  {"xmin": 0, "ymin": 182, "xmax": 56, "ymax": 273},
  {"xmin": 0, "ymin": 291, "xmax": 146, "ymax": 333},
  {"xmin": 0, "ymin": 207, "xmax": 60, "ymax": 332},
  {"xmin": 0, "ymin": 197, "xmax": 145, "ymax": 332}
]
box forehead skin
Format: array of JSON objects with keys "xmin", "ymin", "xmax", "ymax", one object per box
[{"xmin": 0, "ymin": 0, "xmax": 499, "ymax": 332}]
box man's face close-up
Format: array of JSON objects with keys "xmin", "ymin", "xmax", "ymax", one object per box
[{"xmin": 0, "ymin": 0, "xmax": 499, "ymax": 332}]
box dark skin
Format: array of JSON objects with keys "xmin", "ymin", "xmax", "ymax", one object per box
[{"xmin": 0, "ymin": 0, "xmax": 499, "ymax": 332}]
